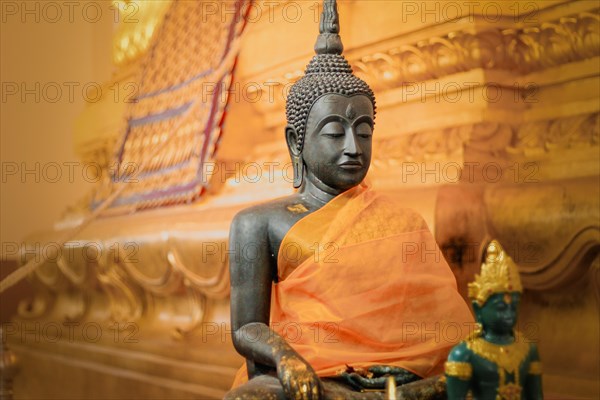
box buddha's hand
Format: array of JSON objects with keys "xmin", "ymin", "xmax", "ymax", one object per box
[
  {"xmin": 277, "ymin": 354, "xmax": 322, "ymax": 400},
  {"xmin": 339, "ymin": 365, "xmax": 420, "ymax": 390}
]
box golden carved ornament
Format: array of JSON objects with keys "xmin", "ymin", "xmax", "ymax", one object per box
[
  {"xmin": 468, "ymin": 240, "xmax": 523, "ymax": 306},
  {"xmin": 256, "ymin": 9, "xmax": 599, "ymax": 97},
  {"xmin": 467, "ymin": 334, "xmax": 530, "ymax": 376},
  {"xmin": 371, "ymin": 125, "xmax": 471, "ymax": 168},
  {"xmin": 528, "ymin": 361, "xmax": 542, "ymax": 375},
  {"xmin": 112, "ymin": 0, "xmax": 173, "ymax": 66},
  {"xmin": 467, "ymin": 333, "xmax": 532, "ymax": 399},
  {"xmin": 444, "ymin": 361, "xmax": 473, "ymax": 381},
  {"xmin": 495, "ymin": 379, "xmax": 522, "ymax": 400},
  {"xmin": 508, "ymin": 113, "xmax": 599, "ymax": 156},
  {"xmin": 97, "ymin": 256, "xmax": 145, "ymax": 322}
]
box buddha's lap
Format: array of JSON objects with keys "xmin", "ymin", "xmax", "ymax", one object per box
[{"xmin": 224, "ymin": 374, "xmax": 391, "ymax": 400}]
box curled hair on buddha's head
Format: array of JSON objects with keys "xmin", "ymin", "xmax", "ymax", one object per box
[{"xmin": 285, "ymin": 0, "xmax": 376, "ymax": 153}]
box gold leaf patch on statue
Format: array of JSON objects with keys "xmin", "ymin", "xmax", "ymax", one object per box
[{"xmin": 287, "ymin": 204, "xmax": 309, "ymax": 214}]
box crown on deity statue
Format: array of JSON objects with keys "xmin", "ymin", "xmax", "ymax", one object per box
[{"xmin": 468, "ymin": 240, "xmax": 523, "ymax": 306}]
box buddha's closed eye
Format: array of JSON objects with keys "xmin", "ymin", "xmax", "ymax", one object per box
[
  {"xmin": 322, "ymin": 121, "xmax": 345, "ymax": 136},
  {"xmin": 356, "ymin": 122, "xmax": 372, "ymax": 137}
]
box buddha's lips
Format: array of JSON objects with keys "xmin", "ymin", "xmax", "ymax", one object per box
[{"xmin": 339, "ymin": 161, "xmax": 363, "ymax": 169}]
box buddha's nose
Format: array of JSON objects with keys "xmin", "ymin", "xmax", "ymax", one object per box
[{"xmin": 344, "ymin": 130, "xmax": 362, "ymax": 156}]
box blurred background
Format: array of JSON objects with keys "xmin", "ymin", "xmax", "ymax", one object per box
[{"xmin": 1, "ymin": 0, "xmax": 598, "ymax": 398}]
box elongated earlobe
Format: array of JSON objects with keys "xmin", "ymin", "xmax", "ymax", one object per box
[
  {"xmin": 292, "ymin": 155, "xmax": 304, "ymax": 188},
  {"xmin": 285, "ymin": 125, "xmax": 304, "ymax": 188}
]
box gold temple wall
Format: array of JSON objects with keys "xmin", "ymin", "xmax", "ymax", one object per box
[
  {"xmin": 0, "ymin": 1, "xmax": 114, "ymax": 246},
  {"xmin": 1, "ymin": 1, "xmax": 599, "ymax": 398}
]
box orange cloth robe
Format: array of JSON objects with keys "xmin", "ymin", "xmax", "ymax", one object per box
[{"xmin": 232, "ymin": 184, "xmax": 474, "ymax": 386}]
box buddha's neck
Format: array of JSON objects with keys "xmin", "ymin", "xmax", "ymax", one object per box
[{"xmin": 299, "ymin": 175, "xmax": 343, "ymax": 207}]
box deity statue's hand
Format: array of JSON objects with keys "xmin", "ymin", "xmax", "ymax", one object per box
[{"xmin": 277, "ymin": 353, "xmax": 322, "ymax": 400}]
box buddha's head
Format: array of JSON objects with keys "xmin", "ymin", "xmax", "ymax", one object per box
[
  {"xmin": 285, "ymin": 0, "xmax": 376, "ymax": 191},
  {"xmin": 468, "ymin": 240, "xmax": 523, "ymax": 335}
]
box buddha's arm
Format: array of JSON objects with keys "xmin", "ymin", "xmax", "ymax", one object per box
[
  {"xmin": 229, "ymin": 211, "xmax": 322, "ymax": 399},
  {"xmin": 445, "ymin": 342, "xmax": 473, "ymax": 399},
  {"xmin": 524, "ymin": 344, "xmax": 543, "ymax": 400},
  {"xmin": 229, "ymin": 211, "xmax": 275, "ymax": 369}
]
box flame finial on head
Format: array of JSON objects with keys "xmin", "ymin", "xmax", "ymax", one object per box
[{"xmin": 314, "ymin": 0, "xmax": 343, "ymax": 55}]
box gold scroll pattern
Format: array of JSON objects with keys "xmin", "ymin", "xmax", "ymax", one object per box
[
  {"xmin": 372, "ymin": 125, "xmax": 472, "ymax": 167},
  {"xmin": 507, "ymin": 113, "xmax": 600, "ymax": 156},
  {"xmin": 253, "ymin": 9, "xmax": 599, "ymax": 109},
  {"xmin": 370, "ymin": 111, "xmax": 599, "ymax": 169},
  {"xmin": 16, "ymin": 238, "xmax": 231, "ymax": 338},
  {"xmin": 354, "ymin": 10, "xmax": 600, "ymax": 89}
]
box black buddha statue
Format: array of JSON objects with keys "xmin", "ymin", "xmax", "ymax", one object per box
[{"xmin": 225, "ymin": 1, "xmax": 473, "ymax": 399}]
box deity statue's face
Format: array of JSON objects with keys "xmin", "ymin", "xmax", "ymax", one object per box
[
  {"xmin": 477, "ymin": 292, "xmax": 521, "ymax": 335},
  {"xmin": 301, "ymin": 94, "xmax": 374, "ymax": 193}
]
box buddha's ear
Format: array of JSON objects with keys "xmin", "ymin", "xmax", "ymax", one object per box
[
  {"xmin": 285, "ymin": 125, "xmax": 302, "ymax": 156},
  {"xmin": 285, "ymin": 125, "xmax": 305, "ymax": 189}
]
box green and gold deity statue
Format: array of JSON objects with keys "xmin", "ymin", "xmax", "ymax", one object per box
[{"xmin": 445, "ymin": 240, "xmax": 543, "ymax": 400}]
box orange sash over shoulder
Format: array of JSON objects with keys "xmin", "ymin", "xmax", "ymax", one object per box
[{"xmin": 232, "ymin": 184, "xmax": 474, "ymax": 387}]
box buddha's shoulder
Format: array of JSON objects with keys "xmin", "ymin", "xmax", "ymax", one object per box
[{"xmin": 231, "ymin": 195, "xmax": 305, "ymax": 227}]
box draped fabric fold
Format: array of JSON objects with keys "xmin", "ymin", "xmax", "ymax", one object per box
[{"xmin": 232, "ymin": 184, "xmax": 473, "ymax": 387}]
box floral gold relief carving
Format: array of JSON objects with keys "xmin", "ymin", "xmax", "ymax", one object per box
[
  {"xmin": 372, "ymin": 125, "xmax": 471, "ymax": 168},
  {"xmin": 97, "ymin": 256, "xmax": 145, "ymax": 323},
  {"xmin": 258, "ymin": 10, "xmax": 599, "ymax": 95},
  {"xmin": 508, "ymin": 112, "xmax": 599, "ymax": 156}
]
